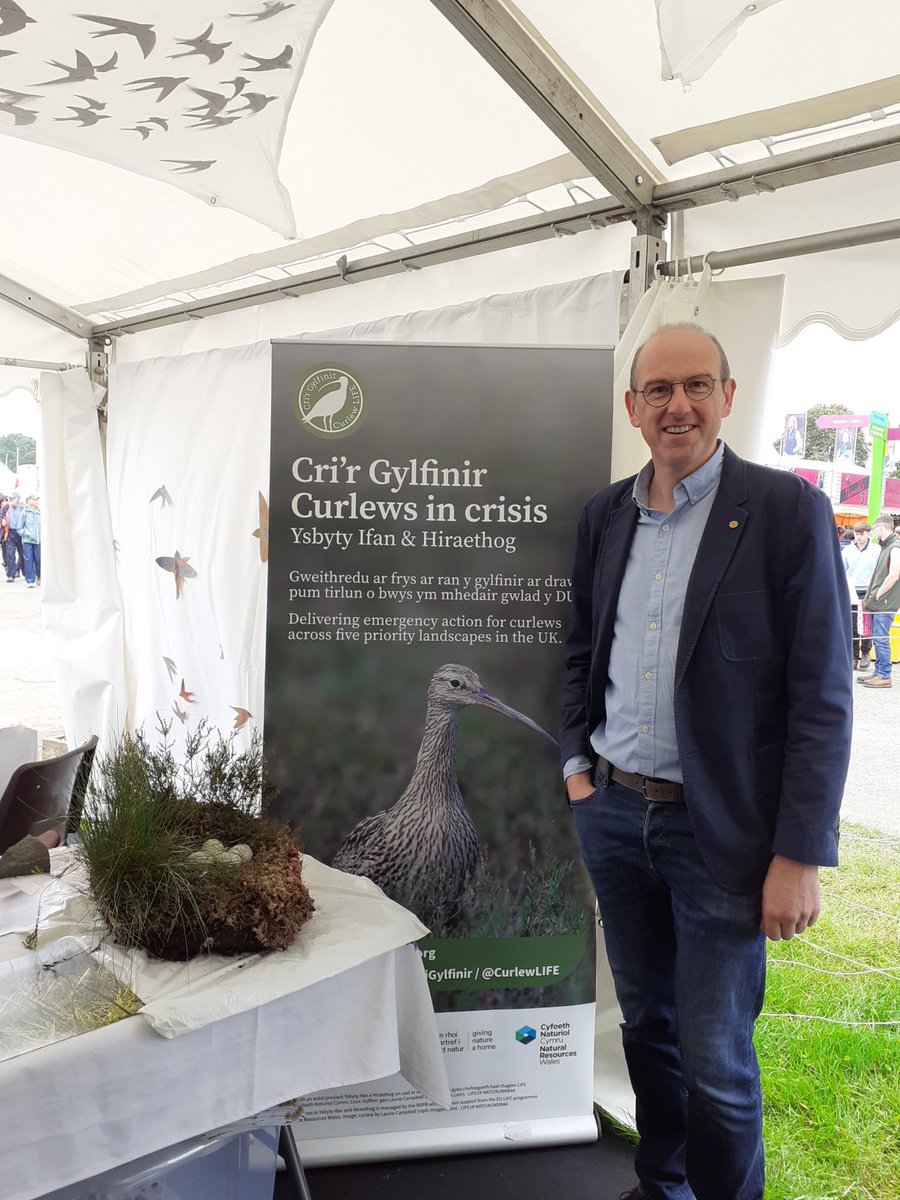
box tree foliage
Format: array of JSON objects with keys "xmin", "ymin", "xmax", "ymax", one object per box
[{"xmin": 0, "ymin": 432, "xmax": 36, "ymax": 466}]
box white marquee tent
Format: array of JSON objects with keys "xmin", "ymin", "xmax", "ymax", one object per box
[
  {"xmin": 3, "ymin": 0, "xmax": 897, "ymax": 800},
  {"xmin": 3, "ymin": 0, "xmax": 898, "ymax": 1134}
]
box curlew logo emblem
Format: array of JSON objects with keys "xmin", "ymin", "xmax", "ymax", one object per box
[{"xmin": 295, "ymin": 365, "xmax": 365, "ymax": 439}]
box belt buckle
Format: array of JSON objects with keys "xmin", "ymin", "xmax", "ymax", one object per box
[{"xmin": 640, "ymin": 775, "xmax": 652, "ymax": 800}]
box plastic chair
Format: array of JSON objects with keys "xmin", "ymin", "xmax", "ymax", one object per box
[{"xmin": 0, "ymin": 735, "xmax": 98, "ymax": 854}]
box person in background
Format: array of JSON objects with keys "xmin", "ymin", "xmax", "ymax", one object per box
[
  {"xmin": 858, "ymin": 514, "xmax": 900, "ymax": 689},
  {"xmin": 842, "ymin": 520, "xmax": 880, "ymax": 669},
  {"xmin": 5, "ymin": 492, "xmax": 24, "ymax": 582},
  {"xmin": 561, "ymin": 323, "xmax": 852, "ymax": 1200},
  {"xmin": 21, "ymin": 495, "xmax": 41, "ymax": 588}
]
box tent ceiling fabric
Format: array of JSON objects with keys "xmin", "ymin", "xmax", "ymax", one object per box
[
  {"xmin": 2, "ymin": 0, "xmax": 900, "ymax": 343},
  {"xmin": 0, "ymin": 0, "xmax": 336, "ymax": 237},
  {"xmin": 653, "ymin": 0, "xmax": 788, "ymax": 86}
]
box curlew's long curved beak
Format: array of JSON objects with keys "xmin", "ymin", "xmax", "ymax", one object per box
[{"xmin": 475, "ymin": 690, "xmax": 559, "ymax": 748}]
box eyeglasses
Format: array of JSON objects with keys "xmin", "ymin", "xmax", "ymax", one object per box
[{"xmin": 634, "ymin": 375, "xmax": 722, "ymax": 407}]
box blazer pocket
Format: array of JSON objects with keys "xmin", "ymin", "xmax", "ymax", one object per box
[{"xmin": 715, "ymin": 590, "xmax": 777, "ymax": 661}]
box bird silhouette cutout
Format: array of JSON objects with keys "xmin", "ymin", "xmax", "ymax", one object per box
[
  {"xmin": 301, "ymin": 374, "xmax": 349, "ymax": 432},
  {"xmin": 125, "ymin": 124, "xmax": 153, "ymax": 140},
  {"xmin": 186, "ymin": 87, "xmax": 231, "ymax": 117},
  {"xmin": 163, "ymin": 656, "xmax": 178, "ymax": 682},
  {"xmin": 236, "ymin": 91, "xmax": 276, "ymax": 114},
  {"xmin": 242, "ymin": 44, "xmax": 293, "ymax": 71},
  {"xmin": 331, "ymin": 664, "xmax": 558, "ymax": 921},
  {"xmin": 36, "ymin": 49, "xmax": 117, "ymax": 86},
  {"xmin": 179, "ymin": 679, "xmax": 196, "ymax": 704},
  {"xmin": 173, "ymin": 701, "xmax": 188, "ymax": 724},
  {"xmin": 252, "ymin": 491, "xmax": 268, "ymax": 562},
  {"xmin": 230, "ymin": 706, "xmax": 252, "ymax": 730},
  {"xmin": 126, "ymin": 76, "xmax": 187, "ymax": 101},
  {"xmin": 76, "ymin": 93, "xmax": 107, "ymax": 110},
  {"xmin": 149, "ymin": 484, "xmax": 173, "ymax": 507},
  {"xmin": 0, "ymin": 89, "xmax": 38, "ymax": 125},
  {"xmin": 76, "ymin": 14, "xmax": 157, "ymax": 58},
  {"xmin": 229, "ymin": 2, "xmax": 295, "ymax": 20},
  {"xmin": 155, "ymin": 550, "xmax": 197, "ymax": 598},
  {"xmin": 0, "ymin": 2, "xmax": 35, "ymax": 38},
  {"xmin": 57, "ymin": 104, "xmax": 109, "ymax": 127},
  {"xmin": 169, "ymin": 24, "xmax": 232, "ymax": 64},
  {"xmin": 162, "ymin": 159, "xmax": 216, "ymax": 173}
]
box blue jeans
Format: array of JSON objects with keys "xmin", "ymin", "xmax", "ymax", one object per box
[
  {"xmin": 22, "ymin": 541, "xmax": 40, "ymax": 584},
  {"xmin": 571, "ymin": 778, "xmax": 766, "ymax": 1200},
  {"xmin": 870, "ymin": 611, "xmax": 895, "ymax": 678}
]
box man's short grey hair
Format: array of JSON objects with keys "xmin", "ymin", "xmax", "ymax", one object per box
[
  {"xmin": 629, "ymin": 323, "xmax": 732, "ymax": 392},
  {"xmin": 872, "ymin": 514, "xmax": 894, "ymax": 532}
]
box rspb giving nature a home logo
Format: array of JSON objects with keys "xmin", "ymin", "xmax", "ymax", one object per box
[{"xmin": 295, "ymin": 365, "xmax": 365, "ymax": 439}]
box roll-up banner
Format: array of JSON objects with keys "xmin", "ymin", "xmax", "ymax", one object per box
[{"xmin": 266, "ymin": 342, "xmax": 614, "ymax": 1161}]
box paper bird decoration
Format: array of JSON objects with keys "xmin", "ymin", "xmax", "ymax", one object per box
[
  {"xmin": 155, "ymin": 550, "xmax": 198, "ymax": 598},
  {"xmin": 252, "ymin": 490, "xmax": 268, "ymax": 562}
]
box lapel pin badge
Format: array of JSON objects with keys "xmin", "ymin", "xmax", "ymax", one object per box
[{"xmin": 728, "ymin": 520, "xmax": 739, "ymax": 528}]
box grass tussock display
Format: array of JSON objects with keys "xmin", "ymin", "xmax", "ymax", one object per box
[{"xmin": 78, "ymin": 723, "xmax": 314, "ymax": 960}]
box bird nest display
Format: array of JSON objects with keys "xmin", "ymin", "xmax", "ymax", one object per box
[{"xmin": 77, "ymin": 724, "xmax": 314, "ymax": 961}]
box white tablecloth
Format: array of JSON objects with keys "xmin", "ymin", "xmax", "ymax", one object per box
[{"xmin": 0, "ymin": 857, "xmax": 449, "ymax": 1200}]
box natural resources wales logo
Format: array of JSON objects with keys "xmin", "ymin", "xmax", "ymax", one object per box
[
  {"xmin": 295, "ymin": 365, "xmax": 365, "ymax": 439},
  {"xmin": 515, "ymin": 1026, "xmax": 536, "ymax": 1045}
]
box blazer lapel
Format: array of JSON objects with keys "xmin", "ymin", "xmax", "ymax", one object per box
[
  {"xmin": 594, "ymin": 492, "xmax": 639, "ymax": 657},
  {"xmin": 676, "ymin": 448, "xmax": 749, "ymax": 684}
]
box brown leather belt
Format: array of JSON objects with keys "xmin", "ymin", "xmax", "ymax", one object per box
[{"xmin": 596, "ymin": 755, "xmax": 685, "ymax": 803}]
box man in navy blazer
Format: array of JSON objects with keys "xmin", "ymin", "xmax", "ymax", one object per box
[{"xmin": 561, "ymin": 324, "xmax": 851, "ymax": 1200}]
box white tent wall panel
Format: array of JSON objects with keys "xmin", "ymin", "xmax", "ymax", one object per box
[
  {"xmin": 611, "ymin": 273, "xmax": 785, "ymax": 484},
  {"xmin": 103, "ymin": 273, "xmax": 623, "ymax": 747},
  {"xmin": 39, "ymin": 368, "xmax": 126, "ymax": 753}
]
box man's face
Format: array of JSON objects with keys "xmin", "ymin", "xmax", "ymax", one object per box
[
  {"xmin": 873, "ymin": 523, "xmax": 893, "ymax": 543},
  {"xmin": 625, "ymin": 328, "xmax": 735, "ymax": 480},
  {"xmin": 854, "ymin": 529, "xmax": 871, "ymax": 548}
]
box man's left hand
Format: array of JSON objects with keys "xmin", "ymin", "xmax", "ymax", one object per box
[{"xmin": 760, "ymin": 855, "xmax": 821, "ymax": 941}]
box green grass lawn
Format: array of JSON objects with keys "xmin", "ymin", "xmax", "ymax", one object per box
[{"xmin": 758, "ymin": 823, "xmax": 900, "ymax": 1200}]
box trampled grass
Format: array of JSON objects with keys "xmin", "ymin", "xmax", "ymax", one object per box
[{"xmin": 758, "ymin": 823, "xmax": 900, "ymax": 1200}]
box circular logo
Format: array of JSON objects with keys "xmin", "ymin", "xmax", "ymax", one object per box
[{"xmin": 295, "ymin": 365, "xmax": 365, "ymax": 439}]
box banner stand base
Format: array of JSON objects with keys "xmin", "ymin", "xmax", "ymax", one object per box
[{"xmin": 291, "ymin": 1113, "xmax": 599, "ymax": 1167}]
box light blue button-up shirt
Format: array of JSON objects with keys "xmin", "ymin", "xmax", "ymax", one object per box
[
  {"xmin": 841, "ymin": 539, "xmax": 879, "ymax": 590},
  {"xmin": 565, "ymin": 443, "xmax": 725, "ymax": 783}
]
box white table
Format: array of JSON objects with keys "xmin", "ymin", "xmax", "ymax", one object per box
[{"xmin": 0, "ymin": 856, "xmax": 449, "ymax": 1200}]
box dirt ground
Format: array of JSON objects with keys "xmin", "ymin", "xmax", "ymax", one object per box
[{"xmin": 1, "ymin": 578, "xmax": 897, "ymax": 833}]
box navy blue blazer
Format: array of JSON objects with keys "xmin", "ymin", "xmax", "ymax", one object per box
[{"xmin": 560, "ymin": 444, "xmax": 853, "ymax": 893}]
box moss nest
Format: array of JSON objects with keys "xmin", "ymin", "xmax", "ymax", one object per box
[{"xmin": 78, "ymin": 724, "xmax": 315, "ymax": 961}]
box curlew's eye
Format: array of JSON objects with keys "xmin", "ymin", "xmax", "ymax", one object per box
[{"xmin": 449, "ymin": 679, "xmax": 461, "ymax": 688}]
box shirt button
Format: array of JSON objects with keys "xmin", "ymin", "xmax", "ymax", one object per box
[
  {"xmin": 649, "ymin": 622, "xmax": 657, "ymax": 629},
  {"xmin": 640, "ymin": 724, "xmax": 650, "ymax": 733},
  {"xmin": 661, "ymin": 524, "xmax": 670, "ymax": 531},
  {"xmin": 644, "ymin": 672, "xmax": 652, "ymax": 680},
  {"xmin": 690, "ymin": 495, "xmax": 697, "ymax": 502},
  {"xmin": 655, "ymin": 572, "xmax": 663, "ymax": 580}
]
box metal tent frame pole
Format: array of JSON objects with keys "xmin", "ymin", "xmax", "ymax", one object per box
[{"xmin": 656, "ymin": 216, "xmax": 900, "ymax": 276}]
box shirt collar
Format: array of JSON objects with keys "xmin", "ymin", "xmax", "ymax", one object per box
[{"xmin": 632, "ymin": 441, "xmax": 725, "ymax": 515}]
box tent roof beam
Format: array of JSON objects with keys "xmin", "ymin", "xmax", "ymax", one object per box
[
  {"xmin": 91, "ymin": 197, "xmax": 626, "ymax": 336},
  {"xmin": 430, "ymin": 0, "xmax": 662, "ymax": 213},
  {"xmin": 0, "ymin": 271, "xmax": 92, "ymax": 340}
]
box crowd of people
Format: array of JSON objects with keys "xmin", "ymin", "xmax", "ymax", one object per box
[{"xmin": 0, "ymin": 493, "xmax": 41, "ymax": 587}]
